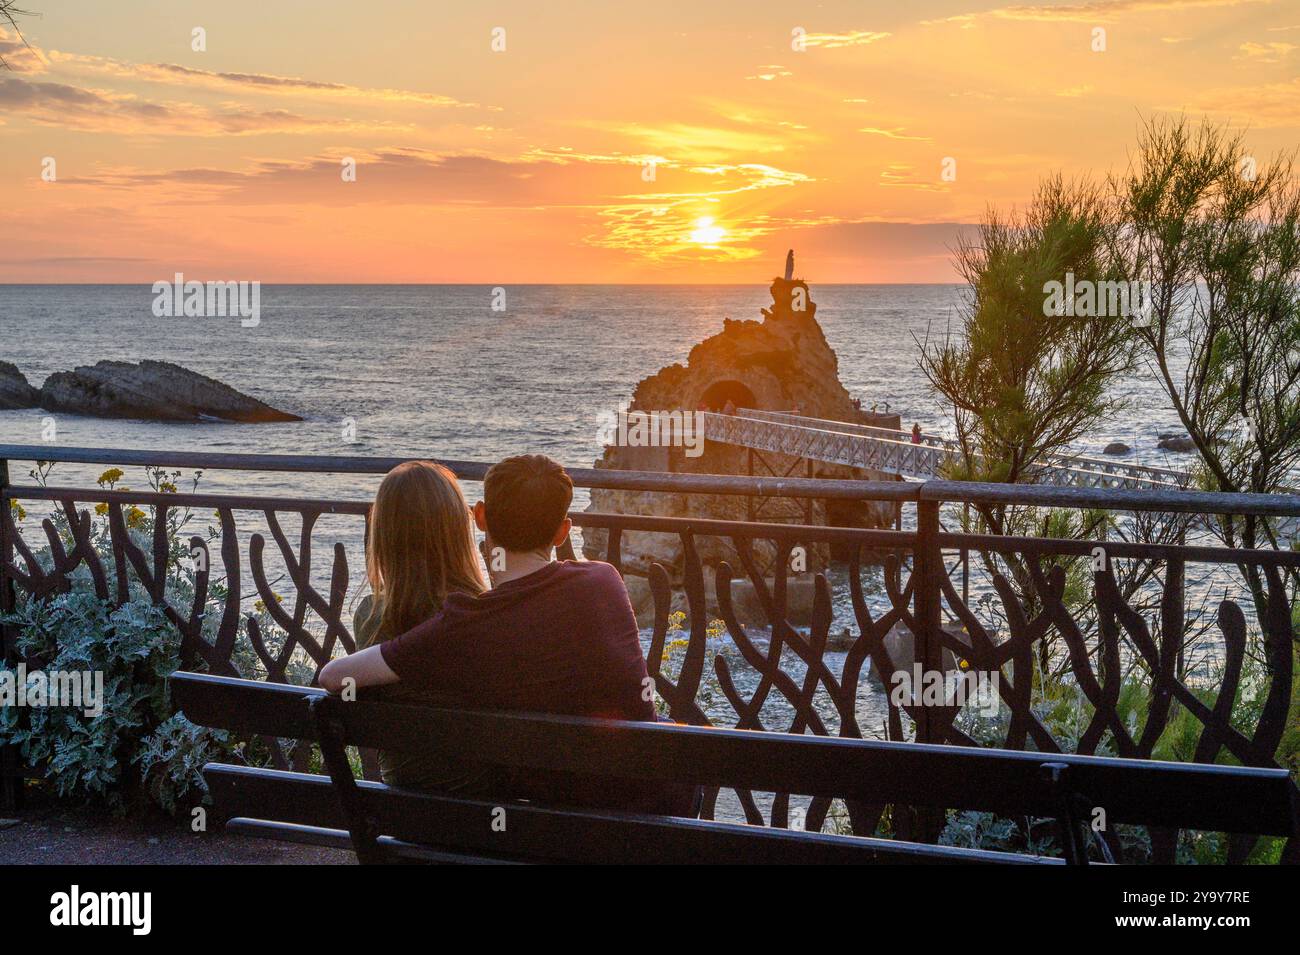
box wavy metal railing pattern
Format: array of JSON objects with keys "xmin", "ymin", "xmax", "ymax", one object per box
[{"xmin": 1, "ymin": 479, "xmax": 1294, "ymax": 861}]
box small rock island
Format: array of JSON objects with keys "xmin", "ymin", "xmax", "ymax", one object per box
[
  {"xmin": 0, "ymin": 359, "xmax": 300, "ymax": 423},
  {"xmin": 583, "ymin": 253, "xmax": 899, "ymax": 624}
]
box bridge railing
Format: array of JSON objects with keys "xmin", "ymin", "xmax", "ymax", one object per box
[
  {"xmin": 1, "ymin": 444, "xmax": 1297, "ymax": 858},
  {"xmin": 730, "ymin": 407, "xmax": 1189, "ymax": 488},
  {"xmin": 702, "ymin": 411, "xmax": 953, "ymax": 479},
  {"xmin": 736, "ymin": 407, "xmax": 956, "ymax": 452}
]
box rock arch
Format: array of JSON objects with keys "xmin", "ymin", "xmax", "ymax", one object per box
[{"xmin": 697, "ymin": 379, "xmax": 756, "ymax": 411}]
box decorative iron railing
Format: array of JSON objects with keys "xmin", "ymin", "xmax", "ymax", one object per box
[{"xmin": 1, "ymin": 444, "xmax": 1297, "ymax": 862}]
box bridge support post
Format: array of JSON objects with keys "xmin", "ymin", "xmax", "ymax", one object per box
[{"xmin": 746, "ymin": 449, "xmax": 755, "ymax": 523}]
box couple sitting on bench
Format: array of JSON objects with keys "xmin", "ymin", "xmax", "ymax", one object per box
[{"xmin": 319, "ymin": 454, "xmax": 696, "ymax": 816}]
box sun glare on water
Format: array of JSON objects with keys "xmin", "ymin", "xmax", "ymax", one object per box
[{"xmin": 689, "ymin": 216, "xmax": 726, "ymax": 246}]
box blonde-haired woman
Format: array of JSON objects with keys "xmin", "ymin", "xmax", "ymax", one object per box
[{"xmin": 352, "ymin": 460, "xmax": 485, "ymax": 788}]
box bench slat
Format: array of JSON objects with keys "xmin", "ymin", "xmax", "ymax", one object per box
[
  {"xmin": 206, "ymin": 764, "xmax": 1060, "ymax": 865},
  {"xmin": 226, "ymin": 819, "xmax": 523, "ymax": 864},
  {"xmin": 173, "ymin": 672, "xmax": 1299, "ymax": 838}
]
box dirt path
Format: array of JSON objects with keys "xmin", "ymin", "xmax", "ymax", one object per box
[{"xmin": 0, "ymin": 796, "xmax": 353, "ymax": 865}]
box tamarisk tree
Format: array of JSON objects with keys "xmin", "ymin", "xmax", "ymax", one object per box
[
  {"xmin": 0, "ymin": 1, "xmax": 31, "ymax": 69},
  {"xmin": 1115, "ymin": 116, "xmax": 1300, "ymax": 622},
  {"xmin": 919, "ymin": 176, "xmax": 1148, "ymax": 663},
  {"xmin": 920, "ymin": 175, "xmax": 1136, "ymax": 494}
]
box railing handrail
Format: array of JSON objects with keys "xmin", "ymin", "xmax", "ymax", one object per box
[
  {"xmin": 2, "ymin": 443, "xmax": 1300, "ymax": 517},
  {"xmin": 11, "ymin": 481, "xmax": 1300, "ymax": 567},
  {"xmin": 0, "ymin": 444, "xmax": 914, "ymax": 502}
]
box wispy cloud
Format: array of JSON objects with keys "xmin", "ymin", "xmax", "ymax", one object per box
[
  {"xmin": 859, "ymin": 126, "xmax": 933, "ymax": 142},
  {"xmin": 879, "ymin": 163, "xmax": 948, "ymax": 191},
  {"xmin": 0, "ymin": 74, "xmax": 412, "ymax": 135},
  {"xmin": 0, "ymin": 27, "xmax": 43, "ymax": 72},
  {"xmin": 926, "ymin": 0, "xmax": 1267, "ymax": 25},
  {"xmin": 56, "ymin": 148, "xmax": 809, "ymax": 209},
  {"xmin": 10, "ymin": 255, "xmax": 151, "ymax": 266},
  {"xmin": 800, "ymin": 30, "xmax": 891, "ymax": 49},
  {"xmin": 576, "ymin": 120, "xmax": 803, "ymax": 161},
  {"xmin": 1193, "ymin": 77, "xmax": 1300, "ymax": 126},
  {"xmin": 46, "ymin": 50, "xmax": 482, "ymax": 108},
  {"xmin": 1236, "ymin": 40, "xmax": 1296, "ymax": 61},
  {"xmin": 0, "ymin": 30, "xmax": 476, "ymax": 138},
  {"xmin": 746, "ymin": 64, "xmax": 792, "ymax": 81}
]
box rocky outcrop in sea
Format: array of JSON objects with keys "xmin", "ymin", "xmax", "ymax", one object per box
[
  {"xmin": 1, "ymin": 359, "xmax": 299, "ymax": 422},
  {"xmin": 582, "ymin": 255, "xmax": 897, "ymax": 624},
  {"xmin": 0, "ymin": 361, "xmax": 39, "ymax": 410}
]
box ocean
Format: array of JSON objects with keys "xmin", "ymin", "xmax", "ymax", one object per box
[{"xmin": 0, "ymin": 282, "xmax": 1194, "ymax": 502}]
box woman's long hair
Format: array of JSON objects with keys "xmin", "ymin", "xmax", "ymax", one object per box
[{"xmin": 366, "ymin": 461, "xmax": 485, "ymax": 640}]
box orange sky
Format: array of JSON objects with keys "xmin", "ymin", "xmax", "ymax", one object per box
[{"xmin": 1, "ymin": 0, "xmax": 1298, "ymax": 283}]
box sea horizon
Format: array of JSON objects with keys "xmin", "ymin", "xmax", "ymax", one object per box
[{"xmin": 0, "ymin": 281, "xmax": 966, "ymax": 288}]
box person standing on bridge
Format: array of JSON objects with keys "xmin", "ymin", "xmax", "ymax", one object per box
[{"xmin": 911, "ymin": 423, "xmax": 923, "ymax": 444}]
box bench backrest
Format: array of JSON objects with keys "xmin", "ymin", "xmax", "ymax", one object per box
[
  {"xmin": 172, "ymin": 672, "xmax": 1298, "ymax": 863},
  {"xmin": 172, "ymin": 672, "xmax": 1298, "ymax": 834}
]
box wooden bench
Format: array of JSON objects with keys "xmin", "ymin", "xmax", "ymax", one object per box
[{"xmin": 171, "ymin": 672, "xmax": 1299, "ymax": 865}]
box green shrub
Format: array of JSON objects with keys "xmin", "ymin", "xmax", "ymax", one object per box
[
  {"xmin": 1, "ymin": 590, "xmax": 235, "ymax": 811},
  {"xmin": 135, "ymin": 713, "xmax": 231, "ymax": 813},
  {"xmin": 0, "ymin": 465, "xmax": 289, "ymax": 813}
]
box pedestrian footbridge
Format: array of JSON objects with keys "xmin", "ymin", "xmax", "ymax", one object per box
[{"xmin": 702, "ymin": 409, "xmax": 1190, "ymax": 491}]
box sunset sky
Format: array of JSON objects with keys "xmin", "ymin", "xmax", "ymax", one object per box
[{"xmin": 2, "ymin": 0, "xmax": 1298, "ymax": 283}]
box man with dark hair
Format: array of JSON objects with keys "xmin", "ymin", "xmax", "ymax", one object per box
[
  {"xmin": 320, "ymin": 454, "xmax": 694, "ymax": 815},
  {"xmin": 478, "ymin": 453, "xmax": 574, "ymax": 569}
]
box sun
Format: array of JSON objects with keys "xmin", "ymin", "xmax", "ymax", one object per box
[{"xmin": 689, "ymin": 216, "xmax": 726, "ymax": 246}]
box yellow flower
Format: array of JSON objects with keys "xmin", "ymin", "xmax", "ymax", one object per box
[
  {"xmin": 96, "ymin": 468, "xmax": 125, "ymax": 488},
  {"xmin": 158, "ymin": 481, "xmax": 178, "ymax": 494},
  {"xmin": 94, "ymin": 503, "xmax": 108, "ymax": 516},
  {"xmin": 125, "ymin": 505, "xmax": 147, "ymax": 529},
  {"xmin": 9, "ymin": 500, "xmax": 25, "ymax": 520}
]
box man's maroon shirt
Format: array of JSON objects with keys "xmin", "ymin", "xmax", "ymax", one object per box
[{"xmin": 379, "ymin": 560, "xmax": 692, "ymax": 813}]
